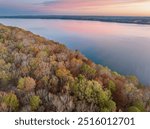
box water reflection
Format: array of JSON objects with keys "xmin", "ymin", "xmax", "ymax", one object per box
[{"xmin": 1, "ymin": 19, "xmax": 150, "ymax": 85}]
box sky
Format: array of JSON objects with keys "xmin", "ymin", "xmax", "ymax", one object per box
[{"xmin": 0, "ymin": 0, "xmax": 150, "ymax": 16}]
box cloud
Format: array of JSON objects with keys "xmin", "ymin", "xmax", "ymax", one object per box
[
  {"xmin": 0, "ymin": 0, "xmax": 149, "ymax": 16},
  {"xmin": 41, "ymin": 0, "xmax": 149, "ymax": 6},
  {"xmin": 0, "ymin": 1, "xmax": 42, "ymax": 15},
  {"xmin": 38, "ymin": 0, "xmax": 150, "ymax": 11},
  {"xmin": 37, "ymin": 0, "xmax": 150, "ymax": 15}
]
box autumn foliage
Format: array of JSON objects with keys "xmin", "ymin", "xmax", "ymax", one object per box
[{"xmin": 0, "ymin": 24, "xmax": 150, "ymax": 112}]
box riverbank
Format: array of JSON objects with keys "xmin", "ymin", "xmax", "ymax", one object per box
[{"xmin": 1, "ymin": 16, "xmax": 150, "ymax": 25}]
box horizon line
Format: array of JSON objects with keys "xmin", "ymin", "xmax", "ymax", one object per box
[{"xmin": 0, "ymin": 15, "xmax": 150, "ymax": 17}]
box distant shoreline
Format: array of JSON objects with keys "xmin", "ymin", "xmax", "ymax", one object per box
[{"xmin": 0, "ymin": 15, "xmax": 150, "ymax": 25}]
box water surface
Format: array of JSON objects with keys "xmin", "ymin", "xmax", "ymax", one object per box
[{"xmin": 0, "ymin": 19, "xmax": 150, "ymax": 85}]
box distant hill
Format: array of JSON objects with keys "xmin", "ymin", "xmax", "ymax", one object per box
[
  {"xmin": 0, "ymin": 23, "xmax": 150, "ymax": 112},
  {"xmin": 0, "ymin": 15, "xmax": 150, "ymax": 25}
]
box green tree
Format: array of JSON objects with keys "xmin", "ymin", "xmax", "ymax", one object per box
[
  {"xmin": 3, "ymin": 93, "xmax": 19, "ymax": 111},
  {"xmin": 56, "ymin": 68, "xmax": 71, "ymax": 79},
  {"xmin": 80, "ymin": 64, "xmax": 96, "ymax": 79},
  {"xmin": 17, "ymin": 77, "xmax": 36, "ymax": 91},
  {"xmin": 103, "ymin": 100, "xmax": 116, "ymax": 112},
  {"xmin": 108, "ymin": 80, "xmax": 116, "ymax": 92},
  {"xmin": 132, "ymin": 100, "xmax": 145, "ymax": 112},
  {"xmin": 0, "ymin": 59, "xmax": 11, "ymax": 86},
  {"xmin": 30, "ymin": 96, "xmax": 41, "ymax": 111},
  {"xmin": 71, "ymin": 75, "xmax": 116, "ymax": 111}
]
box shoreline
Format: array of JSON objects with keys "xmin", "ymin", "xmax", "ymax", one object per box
[{"xmin": 0, "ymin": 16, "xmax": 150, "ymax": 25}]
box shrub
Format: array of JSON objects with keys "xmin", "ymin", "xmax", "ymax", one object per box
[
  {"xmin": 17, "ymin": 77, "xmax": 36, "ymax": 91},
  {"xmin": 3, "ymin": 93, "xmax": 19, "ymax": 111},
  {"xmin": 30, "ymin": 96, "xmax": 41, "ymax": 111},
  {"xmin": 127, "ymin": 106, "xmax": 141, "ymax": 112}
]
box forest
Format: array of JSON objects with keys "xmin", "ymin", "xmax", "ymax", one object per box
[{"xmin": 0, "ymin": 23, "xmax": 150, "ymax": 112}]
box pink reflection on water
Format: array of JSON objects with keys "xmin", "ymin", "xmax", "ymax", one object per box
[{"xmin": 43, "ymin": 20, "xmax": 150, "ymax": 38}]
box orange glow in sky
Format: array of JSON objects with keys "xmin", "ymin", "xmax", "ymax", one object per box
[
  {"xmin": 91, "ymin": 1, "xmax": 150, "ymax": 16},
  {"xmin": 38, "ymin": 0, "xmax": 150, "ymax": 16}
]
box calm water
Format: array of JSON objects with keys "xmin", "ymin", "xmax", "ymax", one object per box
[{"xmin": 1, "ymin": 19, "xmax": 150, "ymax": 85}]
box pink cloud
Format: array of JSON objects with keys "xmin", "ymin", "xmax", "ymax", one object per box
[
  {"xmin": 39, "ymin": 0, "xmax": 150, "ymax": 14},
  {"xmin": 42, "ymin": 0, "xmax": 149, "ymax": 7},
  {"xmin": 0, "ymin": 0, "xmax": 149, "ymax": 16}
]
